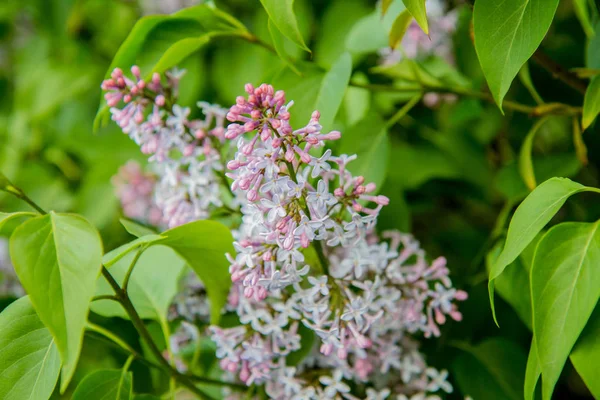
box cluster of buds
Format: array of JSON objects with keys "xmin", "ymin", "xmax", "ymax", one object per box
[{"xmin": 103, "ymin": 66, "xmax": 231, "ymax": 227}]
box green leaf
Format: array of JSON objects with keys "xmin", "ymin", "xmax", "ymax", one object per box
[
  {"xmin": 488, "ymin": 177, "xmax": 599, "ymax": 324},
  {"xmin": 102, "ymin": 235, "xmax": 164, "ymax": 268},
  {"xmin": 268, "ymin": 19, "xmax": 301, "ymax": 75},
  {"xmin": 381, "ymin": 0, "xmax": 394, "ymax": 16},
  {"xmin": 314, "ymin": 52, "xmax": 353, "ymax": 131},
  {"xmin": 473, "ymin": 0, "xmax": 560, "ymax": 109},
  {"xmin": 159, "ymin": 220, "xmax": 234, "ymax": 324},
  {"xmin": 92, "ymin": 245, "xmax": 186, "ymax": 321},
  {"xmin": 486, "ymin": 233, "xmax": 541, "ymax": 330},
  {"xmin": 582, "ymin": 75, "xmax": 600, "ymax": 130},
  {"xmin": 389, "ymin": 10, "xmax": 413, "ymax": 49},
  {"xmin": 571, "ymin": 306, "xmax": 600, "ymax": 398},
  {"xmin": 345, "ymin": 2, "xmax": 405, "ymax": 55},
  {"xmin": 120, "ymin": 219, "xmax": 157, "ymax": 238},
  {"xmin": 10, "ymin": 212, "xmax": 103, "ymax": 392},
  {"xmin": 452, "ymin": 338, "xmax": 527, "ymax": 400},
  {"xmin": 339, "ymin": 114, "xmax": 391, "ymax": 191},
  {"xmin": 314, "ymin": 0, "xmax": 371, "ymax": 68},
  {"xmin": 524, "ymin": 337, "xmax": 542, "ymax": 400},
  {"xmin": 150, "ymin": 35, "xmax": 211, "ymax": 77},
  {"xmin": 573, "ymin": 0, "xmax": 595, "ymax": 38},
  {"xmin": 518, "ymin": 117, "xmax": 552, "ymax": 190},
  {"xmin": 401, "ymin": 0, "xmax": 428, "ymax": 35},
  {"xmin": 387, "ymin": 143, "xmax": 461, "ymax": 189},
  {"xmin": 343, "ymin": 72, "xmax": 370, "ymax": 126},
  {"xmin": 587, "ymin": 21, "xmax": 600, "ymax": 69},
  {"xmin": 531, "ymin": 221, "xmax": 600, "ymax": 400},
  {"xmin": 0, "ymin": 296, "xmax": 61, "ymax": 400},
  {"xmin": 259, "ymin": 0, "xmax": 310, "ymax": 52},
  {"xmin": 72, "ymin": 369, "xmax": 132, "ymax": 400},
  {"xmin": 0, "ymin": 211, "xmax": 36, "ymax": 231}
]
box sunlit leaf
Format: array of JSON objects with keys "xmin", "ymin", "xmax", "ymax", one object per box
[
  {"xmin": 401, "ymin": 0, "xmax": 428, "ymax": 35},
  {"xmin": 473, "ymin": 0, "xmax": 560, "ymax": 109},
  {"xmin": 259, "ymin": 0, "xmax": 310, "ymax": 52},
  {"xmin": 531, "ymin": 221, "xmax": 600, "ymax": 400},
  {"xmin": 0, "ymin": 211, "xmax": 36, "ymax": 231},
  {"xmin": 582, "ymin": 75, "xmax": 600, "ymax": 130},
  {"xmin": 268, "ymin": 19, "xmax": 301, "ymax": 75},
  {"xmin": 0, "ymin": 296, "xmax": 61, "ymax": 400},
  {"xmin": 570, "ymin": 306, "xmax": 600, "ymax": 399},
  {"xmin": 314, "ymin": 52, "xmax": 353, "ymax": 131},
  {"xmin": 488, "ymin": 178, "xmax": 600, "ymax": 324},
  {"xmin": 388, "ymin": 10, "xmax": 413, "ymax": 49},
  {"xmin": 524, "ymin": 337, "xmax": 541, "ymax": 400},
  {"xmin": 120, "ymin": 218, "xmax": 157, "ymax": 238},
  {"xmin": 10, "ymin": 212, "xmax": 103, "ymax": 392}
]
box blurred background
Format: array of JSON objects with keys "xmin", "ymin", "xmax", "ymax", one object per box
[{"xmin": 0, "ymin": 0, "xmax": 599, "ymax": 397}]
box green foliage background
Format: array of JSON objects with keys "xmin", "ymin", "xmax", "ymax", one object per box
[{"xmin": 1, "ymin": 0, "xmax": 600, "ymax": 398}]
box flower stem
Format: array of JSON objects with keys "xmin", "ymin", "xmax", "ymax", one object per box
[
  {"xmin": 122, "ymin": 247, "xmax": 144, "ymax": 293},
  {"xmin": 100, "ymin": 266, "xmax": 219, "ymax": 400}
]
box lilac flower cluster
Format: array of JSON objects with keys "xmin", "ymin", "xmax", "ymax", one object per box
[
  {"xmin": 208, "ymin": 84, "xmax": 467, "ymax": 399},
  {"xmin": 103, "ymin": 66, "xmax": 230, "ymax": 228},
  {"xmin": 104, "ymin": 69, "xmax": 467, "ymax": 398},
  {"xmin": 112, "ymin": 161, "xmax": 163, "ymax": 226},
  {"xmin": 0, "ymin": 238, "xmax": 24, "ymax": 298}
]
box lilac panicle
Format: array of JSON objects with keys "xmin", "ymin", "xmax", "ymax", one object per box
[
  {"xmin": 210, "ymin": 83, "xmax": 466, "ymax": 399},
  {"xmin": 103, "ymin": 66, "xmax": 468, "ymax": 399},
  {"xmin": 103, "ymin": 66, "xmax": 230, "ymax": 228}
]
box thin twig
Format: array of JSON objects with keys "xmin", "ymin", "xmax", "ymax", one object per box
[
  {"xmin": 349, "ymin": 81, "xmax": 582, "ymax": 116},
  {"xmin": 122, "ymin": 247, "xmax": 144, "ymax": 292},
  {"xmin": 532, "ymin": 49, "xmax": 588, "ymax": 94}
]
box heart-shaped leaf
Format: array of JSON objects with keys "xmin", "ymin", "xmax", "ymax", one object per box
[{"xmin": 10, "ymin": 212, "xmax": 103, "ymax": 392}]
